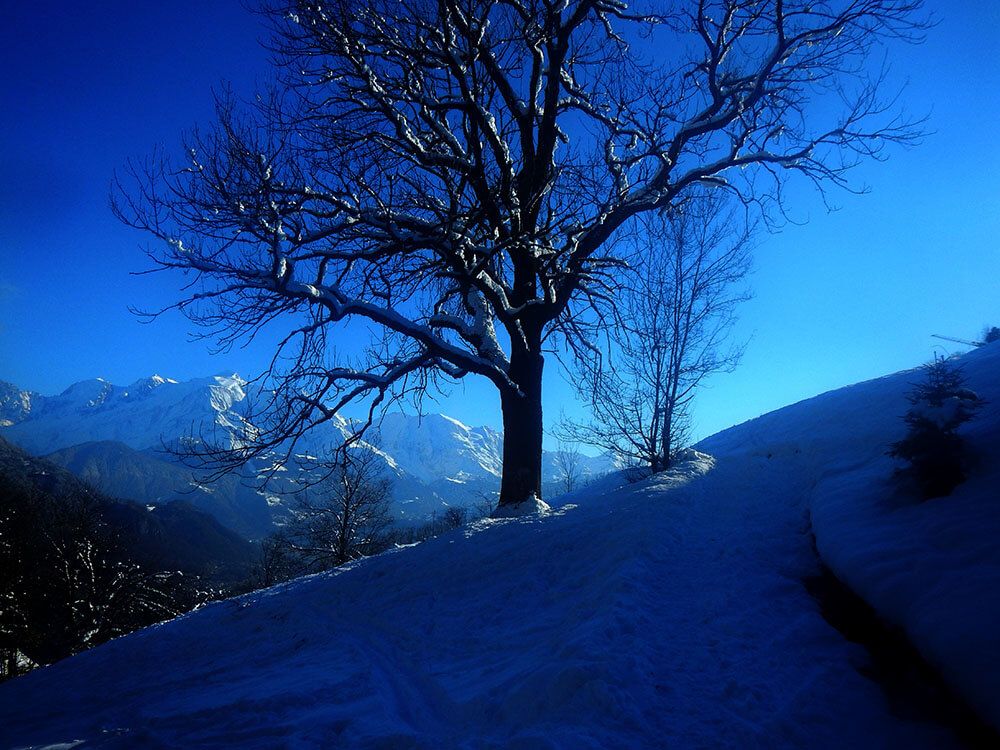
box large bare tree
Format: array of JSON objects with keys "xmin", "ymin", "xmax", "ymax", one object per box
[{"xmin": 115, "ymin": 0, "xmax": 925, "ymax": 510}]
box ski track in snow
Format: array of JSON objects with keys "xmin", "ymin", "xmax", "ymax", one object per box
[{"xmin": 3, "ymin": 347, "xmax": 999, "ymax": 748}]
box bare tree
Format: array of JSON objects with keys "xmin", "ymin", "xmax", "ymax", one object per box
[
  {"xmin": 564, "ymin": 191, "xmax": 752, "ymax": 471},
  {"xmin": 553, "ymin": 441, "xmax": 584, "ymax": 494},
  {"xmin": 440, "ymin": 506, "xmax": 469, "ymax": 529},
  {"xmin": 278, "ymin": 446, "xmax": 394, "ymax": 570},
  {"xmin": 250, "ymin": 533, "xmax": 304, "ymax": 589},
  {"xmin": 114, "ymin": 0, "xmax": 926, "ymax": 510}
]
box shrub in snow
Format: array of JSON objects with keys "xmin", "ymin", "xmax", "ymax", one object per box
[
  {"xmin": 890, "ymin": 356, "xmax": 983, "ymax": 499},
  {"xmin": 983, "ymin": 326, "xmax": 1000, "ymax": 345}
]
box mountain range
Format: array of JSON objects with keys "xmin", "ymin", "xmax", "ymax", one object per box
[{"xmin": 0, "ymin": 374, "xmax": 612, "ymax": 538}]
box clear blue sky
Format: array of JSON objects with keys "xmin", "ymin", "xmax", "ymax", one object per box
[{"xmin": 1, "ymin": 1, "xmax": 998, "ymax": 446}]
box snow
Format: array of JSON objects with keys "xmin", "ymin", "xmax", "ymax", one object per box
[
  {"xmin": 374, "ymin": 411, "xmax": 505, "ymax": 482},
  {"xmin": 908, "ymin": 395, "xmax": 975, "ymax": 429},
  {"xmin": 698, "ymin": 342, "xmax": 1000, "ymax": 731},
  {"xmin": 0, "ymin": 380, "xmax": 36, "ymax": 426},
  {"xmin": 809, "ymin": 344, "xmax": 1000, "ymax": 728},
  {"xmin": 490, "ymin": 493, "xmax": 551, "ymax": 517},
  {"xmin": 1, "ymin": 346, "xmax": 997, "ymax": 748}
]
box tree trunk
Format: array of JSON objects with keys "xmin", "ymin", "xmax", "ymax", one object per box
[
  {"xmin": 660, "ymin": 399, "xmax": 674, "ymax": 471},
  {"xmin": 498, "ymin": 346, "xmax": 545, "ymax": 507}
]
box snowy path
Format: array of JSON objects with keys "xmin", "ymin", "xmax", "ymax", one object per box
[{"xmin": 0, "ymin": 444, "xmax": 965, "ymax": 748}]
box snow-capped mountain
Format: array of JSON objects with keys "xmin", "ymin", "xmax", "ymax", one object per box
[
  {"xmin": 0, "ymin": 374, "xmax": 250, "ymax": 456},
  {"xmin": 0, "ymin": 380, "xmax": 38, "ymax": 427},
  {"xmin": 374, "ymin": 412, "xmax": 504, "ymax": 482},
  {"xmin": 0, "ymin": 373, "xmax": 612, "ymax": 535}
]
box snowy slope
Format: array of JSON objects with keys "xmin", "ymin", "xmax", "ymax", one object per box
[
  {"xmin": 4, "ymin": 349, "xmax": 996, "ymax": 747},
  {"xmin": 698, "ymin": 341, "xmax": 1000, "ymax": 731},
  {"xmin": 808, "ymin": 347, "xmax": 1000, "ymax": 729}
]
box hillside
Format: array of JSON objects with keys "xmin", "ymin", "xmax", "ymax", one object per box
[
  {"xmin": 0, "ymin": 437, "xmax": 256, "ymax": 583},
  {"xmin": 42, "ymin": 441, "xmax": 281, "ymax": 540},
  {"xmin": 1, "ymin": 346, "xmax": 997, "ymax": 748},
  {"xmin": 44, "ymin": 440, "xmax": 206, "ymax": 504}
]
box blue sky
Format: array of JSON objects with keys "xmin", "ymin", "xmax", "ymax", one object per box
[{"xmin": 1, "ymin": 1, "xmax": 998, "ymax": 446}]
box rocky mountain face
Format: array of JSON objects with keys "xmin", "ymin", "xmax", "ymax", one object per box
[
  {"xmin": 0, "ymin": 375, "xmax": 612, "ymax": 538},
  {"xmin": 0, "ymin": 380, "xmax": 38, "ymax": 427}
]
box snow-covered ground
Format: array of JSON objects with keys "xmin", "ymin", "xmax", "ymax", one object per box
[
  {"xmin": 809, "ymin": 363, "xmax": 1000, "ymax": 728},
  {"xmin": 698, "ymin": 341, "xmax": 1000, "ymax": 732},
  {"xmin": 2, "ymin": 345, "xmax": 998, "ymax": 749}
]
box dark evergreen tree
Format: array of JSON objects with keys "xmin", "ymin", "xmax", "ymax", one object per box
[{"xmin": 890, "ymin": 356, "xmax": 983, "ymax": 499}]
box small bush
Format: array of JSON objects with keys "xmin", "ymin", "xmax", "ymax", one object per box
[{"xmin": 890, "ymin": 355, "xmax": 983, "ymax": 499}]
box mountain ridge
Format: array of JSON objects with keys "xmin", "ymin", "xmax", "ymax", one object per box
[{"xmin": 1, "ymin": 374, "xmax": 613, "ymax": 536}]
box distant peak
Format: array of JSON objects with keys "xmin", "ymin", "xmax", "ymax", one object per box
[
  {"xmin": 121, "ymin": 374, "xmax": 178, "ymax": 399},
  {"xmin": 382, "ymin": 411, "xmax": 473, "ymax": 431},
  {"xmin": 132, "ymin": 373, "xmax": 176, "ymax": 386},
  {"xmin": 60, "ymin": 377, "xmax": 111, "ymax": 395},
  {"xmin": 437, "ymin": 413, "xmax": 472, "ymax": 431}
]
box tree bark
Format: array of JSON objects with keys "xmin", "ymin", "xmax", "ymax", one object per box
[
  {"xmin": 660, "ymin": 397, "xmax": 674, "ymax": 471},
  {"xmin": 498, "ymin": 346, "xmax": 545, "ymax": 507}
]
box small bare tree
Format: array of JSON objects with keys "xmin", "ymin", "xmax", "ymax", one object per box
[
  {"xmin": 440, "ymin": 506, "xmax": 469, "ymax": 529},
  {"xmin": 565, "ymin": 191, "xmax": 751, "ymax": 471},
  {"xmin": 251, "ymin": 533, "xmax": 302, "ymax": 589},
  {"xmin": 279, "ymin": 446, "xmax": 394, "ymax": 570},
  {"xmin": 115, "ymin": 0, "xmax": 926, "ymax": 511},
  {"xmin": 553, "ymin": 441, "xmax": 584, "ymax": 494}
]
